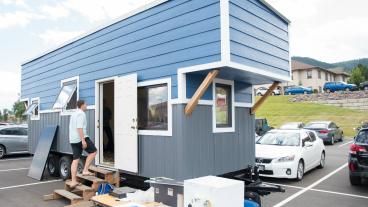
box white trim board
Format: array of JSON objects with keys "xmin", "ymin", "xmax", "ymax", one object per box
[
  {"xmin": 22, "ymin": 0, "xmax": 170, "ymax": 65},
  {"xmin": 220, "ymin": 0, "xmax": 230, "ymax": 62}
]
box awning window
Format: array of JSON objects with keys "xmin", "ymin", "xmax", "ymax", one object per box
[
  {"xmin": 53, "ymin": 81, "xmax": 77, "ymax": 110},
  {"xmin": 23, "ymin": 102, "xmax": 37, "ymax": 116}
]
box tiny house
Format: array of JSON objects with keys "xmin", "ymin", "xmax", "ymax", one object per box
[{"xmin": 21, "ymin": 0, "xmax": 290, "ymax": 181}]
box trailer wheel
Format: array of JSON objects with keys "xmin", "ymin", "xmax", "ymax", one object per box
[
  {"xmin": 59, "ymin": 156, "xmax": 72, "ymax": 180},
  {"xmin": 77, "ymin": 158, "xmax": 85, "ymax": 174},
  {"xmin": 47, "ymin": 154, "xmax": 60, "ymax": 177}
]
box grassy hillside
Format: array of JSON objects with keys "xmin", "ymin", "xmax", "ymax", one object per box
[
  {"xmin": 255, "ymin": 96, "xmax": 368, "ymax": 137},
  {"xmin": 292, "ymin": 56, "xmax": 368, "ymax": 72}
]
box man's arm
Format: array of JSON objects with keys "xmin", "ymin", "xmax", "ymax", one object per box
[{"xmin": 78, "ymin": 128, "xmax": 87, "ymax": 149}]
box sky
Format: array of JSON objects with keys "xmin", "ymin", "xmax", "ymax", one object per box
[{"xmin": 0, "ymin": 0, "xmax": 367, "ymax": 109}]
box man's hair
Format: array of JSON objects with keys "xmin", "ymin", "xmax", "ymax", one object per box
[{"xmin": 77, "ymin": 100, "xmax": 85, "ymax": 108}]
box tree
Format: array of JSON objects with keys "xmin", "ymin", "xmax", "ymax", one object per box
[
  {"xmin": 13, "ymin": 101, "xmax": 26, "ymax": 119},
  {"xmin": 2, "ymin": 109, "xmax": 8, "ymax": 122},
  {"xmin": 349, "ymin": 64, "xmax": 366, "ymax": 86}
]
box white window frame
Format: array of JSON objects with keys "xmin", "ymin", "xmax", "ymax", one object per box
[
  {"xmin": 30, "ymin": 97, "xmax": 40, "ymax": 121},
  {"xmin": 137, "ymin": 78, "xmax": 172, "ymax": 137},
  {"xmin": 59, "ymin": 76, "xmax": 80, "ymax": 116},
  {"xmin": 212, "ymin": 78, "xmax": 235, "ymax": 133}
]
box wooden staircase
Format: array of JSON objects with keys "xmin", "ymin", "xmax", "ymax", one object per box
[{"xmin": 44, "ymin": 166, "xmax": 120, "ymax": 207}]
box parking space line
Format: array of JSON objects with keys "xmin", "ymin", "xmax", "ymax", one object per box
[
  {"xmin": 274, "ymin": 163, "xmax": 348, "ymax": 207},
  {"xmin": 0, "ymin": 179, "xmax": 62, "ymax": 191},
  {"xmin": 339, "ymin": 140, "xmax": 353, "ymax": 148},
  {"xmin": 0, "ymin": 157, "xmax": 32, "ymax": 162},
  {"xmin": 0, "ymin": 168, "xmax": 29, "ymax": 172},
  {"xmin": 265, "ymin": 182, "xmax": 368, "ymax": 200}
]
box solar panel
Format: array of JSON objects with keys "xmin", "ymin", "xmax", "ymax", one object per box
[{"xmin": 27, "ymin": 125, "xmax": 58, "ymax": 180}]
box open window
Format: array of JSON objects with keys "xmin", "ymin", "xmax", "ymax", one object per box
[
  {"xmin": 53, "ymin": 77, "xmax": 78, "ymax": 112},
  {"xmin": 213, "ymin": 79, "xmax": 235, "ymax": 133},
  {"xmin": 24, "ymin": 98, "xmax": 40, "ymax": 120}
]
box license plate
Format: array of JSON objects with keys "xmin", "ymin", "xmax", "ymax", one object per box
[{"xmin": 257, "ymin": 165, "xmax": 265, "ymax": 171}]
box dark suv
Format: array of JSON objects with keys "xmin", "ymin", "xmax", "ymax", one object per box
[
  {"xmin": 349, "ymin": 128, "xmax": 368, "ymax": 185},
  {"xmin": 360, "ymin": 81, "xmax": 368, "ymax": 91}
]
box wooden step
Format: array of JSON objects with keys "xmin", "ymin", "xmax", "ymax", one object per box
[
  {"xmin": 77, "ymin": 174, "xmax": 106, "ymax": 191},
  {"xmin": 65, "ymin": 180, "xmax": 95, "ymax": 201},
  {"xmin": 44, "ymin": 189, "xmax": 83, "ymax": 205},
  {"xmin": 88, "ymin": 166, "xmax": 120, "ymax": 186}
]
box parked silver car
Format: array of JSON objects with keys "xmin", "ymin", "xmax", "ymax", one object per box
[{"xmin": 0, "ymin": 125, "xmax": 28, "ymax": 159}]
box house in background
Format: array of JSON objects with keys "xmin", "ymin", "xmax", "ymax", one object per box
[
  {"xmin": 289, "ymin": 60, "xmax": 350, "ymax": 92},
  {"xmin": 255, "ymin": 60, "xmax": 350, "ymax": 94}
]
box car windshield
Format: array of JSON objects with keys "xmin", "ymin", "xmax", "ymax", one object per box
[
  {"xmin": 305, "ymin": 123, "xmax": 327, "ymax": 129},
  {"xmin": 280, "ymin": 123, "xmax": 299, "ymax": 129},
  {"xmin": 356, "ymin": 130, "xmax": 368, "ymax": 144},
  {"xmin": 257, "ymin": 131, "xmax": 300, "ymax": 146}
]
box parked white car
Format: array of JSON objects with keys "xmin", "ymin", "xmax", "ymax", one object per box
[
  {"xmin": 255, "ymin": 129, "xmax": 325, "ymax": 181},
  {"xmin": 256, "ymin": 87, "xmax": 281, "ymax": 96}
]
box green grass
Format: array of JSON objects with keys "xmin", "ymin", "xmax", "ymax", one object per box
[{"xmin": 256, "ymin": 96, "xmax": 368, "ymax": 137}]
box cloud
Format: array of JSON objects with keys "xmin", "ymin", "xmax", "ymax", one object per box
[
  {"xmin": 38, "ymin": 28, "xmax": 84, "ymax": 46},
  {"xmin": 0, "ymin": 11, "xmax": 43, "ymax": 28},
  {"xmin": 0, "ymin": 70, "xmax": 20, "ymax": 110},
  {"xmin": 0, "ymin": 0, "xmax": 27, "ymax": 8},
  {"xmin": 266, "ymin": 0, "xmax": 368, "ymax": 62},
  {"xmin": 62, "ymin": 0, "xmax": 152, "ymax": 23},
  {"xmin": 40, "ymin": 4, "xmax": 70, "ymax": 19}
]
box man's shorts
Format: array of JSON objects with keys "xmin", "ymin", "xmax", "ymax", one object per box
[{"xmin": 71, "ymin": 137, "xmax": 97, "ymax": 160}]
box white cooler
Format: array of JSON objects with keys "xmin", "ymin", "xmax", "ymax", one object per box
[{"xmin": 184, "ymin": 176, "xmax": 244, "ymax": 207}]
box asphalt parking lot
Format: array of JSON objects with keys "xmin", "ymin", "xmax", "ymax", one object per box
[{"xmin": 0, "ymin": 139, "xmax": 367, "ymax": 207}]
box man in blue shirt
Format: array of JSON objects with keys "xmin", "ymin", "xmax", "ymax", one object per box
[{"xmin": 69, "ymin": 100, "xmax": 97, "ymax": 188}]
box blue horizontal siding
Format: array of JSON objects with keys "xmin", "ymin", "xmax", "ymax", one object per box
[
  {"xmin": 21, "ymin": 0, "xmax": 222, "ymax": 110},
  {"xmin": 229, "ymin": 0, "xmax": 290, "ymax": 77},
  {"xmin": 186, "ymin": 73, "xmax": 252, "ymax": 103}
]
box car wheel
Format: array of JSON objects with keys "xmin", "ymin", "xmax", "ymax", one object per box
[
  {"xmin": 257, "ymin": 93, "xmax": 262, "ymax": 96},
  {"xmin": 47, "ymin": 154, "xmax": 60, "ymax": 177},
  {"xmin": 272, "ymin": 92, "xmax": 276, "ymax": 96},
  {"xmin": 364, "ymin": 86, "xmax": 368, "ymax": 91},
  {"xmin": 296, "ymin": 160, "xmax": 304, "ymax": 181},
  {"xmin": 59, "ymin": 156, "xmax": 72, "ymax": 180},
  {"xmin": 349, "ymin": 175, "xmax": 361, "ymax": 186},
  {"xmin": 318, "ymin": 152, "xmax": 325, "ymax": 169},
  {"xmin": 345, "ymin": 88, "xmax": 350, "ymax": 92},
  {"xmin": 340, "ymin": 134, "xmax": 344, "ymax": 142},
  {"xmin": 330, "ymin": 136, "xmax": 335, "ymax": 145},
  {"xmin": 0, "ymin": 145, "xmax": 6, "ymax": 159}
]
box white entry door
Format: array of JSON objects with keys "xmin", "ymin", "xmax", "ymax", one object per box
[{"xmin": 114, "ymin": 73, "xmax": 138, "ymax": 173}]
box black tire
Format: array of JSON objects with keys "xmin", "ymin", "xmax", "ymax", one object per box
[
  {"xmin": 257, "ymin": 93, "xmax": 262, "ymax": 96},
  {"xmin": 349, "ymin": 175, "xmax": 361, "ymax": 186},
  {"xmin": 345, "ymin": 87, "xmax": 350, "ymax": 92},
  {"xmin": 318, "ymin": 151, "xmax": 325, "ymax": 169},
  {"xmin": 296, "ymin": 160, "xmax": 304, "ymax": 181},
  {"xmin": 59, "ymin": 156, "xmax": 72, "ymax": 180},
  {"xmin": 326, "ymin": 89, "xmax": 331, "ymax": 93},
  {"xmin": 0, "ymin": 145, "xmax": 6, "ymax": 159},
  {"xmin": 364, "ymin": 86, "xmax": 368, "ymax": 91},
  {"xmin": 330, "ymin": 136, "xmax": 335, "ymax": 145},
  {"xmin": 77, "ymin": 158, "xmax": 85, "ymax": 174},
  {"xmin": 47, "ymin": 154, "xmax": 60, "ymax": 177}
]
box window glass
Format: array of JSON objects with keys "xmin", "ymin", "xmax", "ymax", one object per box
[
  {"xmin": 24, "ymin": 103, "xmax": 37, "ymax": 115},
  {"xmin": 308, "ymin": 132, "xmax": 316, "ymax": 141},
  {"xmin": 307, "ymin": 70, "xmax": 312, "ymax": 79},
  {"xmin": 53, "ymin": 81, "xmax": 77, "ymax": 110},
  {"xmin": 318, "ymin": 70, "xmax": 321, "ymax": 79},
  {"xmin": 257, "ymin": 132, "xmax": 300, "ymax": 146},
  {"xmin": 302, "ymin": 132, "xmax": 311, "ymax": 143},
  {"xmin": 305, "ymin": 123, "xmax": 327, "ymax": 129},
  {"xmin": 356, "ymin": 130, "xmax": 368, "ymax": 144},
  {"xmin": 215, "ymin": 84, "xmax": 232, "ymax": 128},
  {"xmin": 0, "ymin": 128, "xmax": 16, "ymax": 135},
  {"xmin": 138, "ymin": 84, "xmax": 168, "ymax": 130},
  {"xmin": 32, "ymin": 100, "xmax": 39, "ymax": 116}
]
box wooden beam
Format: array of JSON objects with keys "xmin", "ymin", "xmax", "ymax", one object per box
[
  {"xmin": 251, "ymin": 82, "xmax": 279, "ymax": 115},
  {"xmin": 185, "ymin": 70, "xmax": 219, "ymax": 115}
]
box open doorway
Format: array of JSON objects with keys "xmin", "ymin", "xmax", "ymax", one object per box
[{"xmin": 99, "ymin": 81, "xmax": 115, "ymax": 166}]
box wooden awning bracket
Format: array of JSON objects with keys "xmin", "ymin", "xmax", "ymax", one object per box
[
  {"xmin": 184, "ymin": 70, "xmax": 219, "ymax": 115},
  {"xmin": 251, "ymin": 81, "xmax": 279, "ymax": 115}
]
